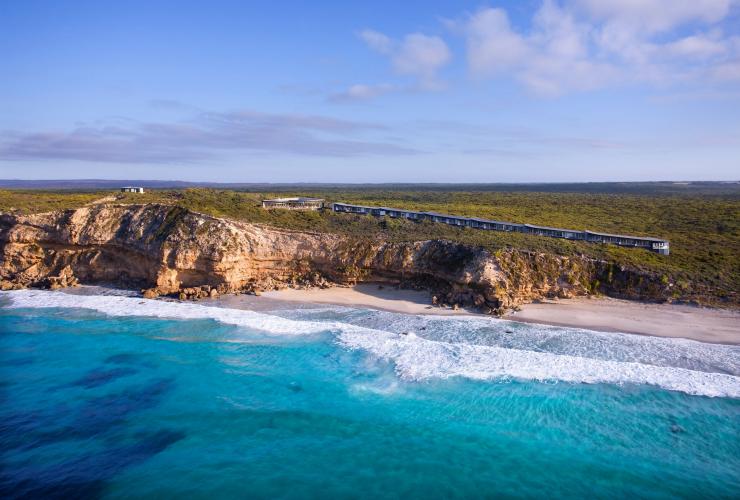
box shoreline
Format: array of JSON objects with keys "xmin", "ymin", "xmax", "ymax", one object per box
[
  {"xmin": 261, "ymin": 284, "xmax": 740, "ymax": 345},
  {"xmin": 21, "ymin": 283, "xmax": 740, "ymax": 345},
  {"xmin": 507, "ymin": 296, "xmax": 740, "ymax": 345}
]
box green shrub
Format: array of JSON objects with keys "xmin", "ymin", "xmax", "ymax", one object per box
[{"xmin": 3, "ymin": 186, "xmax": 738, "ymax": 306}]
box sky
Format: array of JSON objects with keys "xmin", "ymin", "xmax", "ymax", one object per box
[{"xmin": 1, "ymin": 0, "xmax": 739, "ymax": 183}]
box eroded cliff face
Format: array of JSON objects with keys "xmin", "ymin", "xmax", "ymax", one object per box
[{"xmin": 0, "ymin": 204, "xmax": 672, "ymax": 313}]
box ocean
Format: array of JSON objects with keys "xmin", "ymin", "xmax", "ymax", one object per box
[{"xmin": 1, "ymin": 289, "xmax": 739, "ymax": 498}]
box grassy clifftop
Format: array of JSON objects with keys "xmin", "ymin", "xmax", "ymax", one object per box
[{"xmin": 1, "ymin": 186, "xmax": 738, "ymax": 306}]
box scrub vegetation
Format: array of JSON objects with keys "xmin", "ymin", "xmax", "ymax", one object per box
[
  {"xmin": 2, "ymin": 184, "xmax": 738, "ymax": 306},
  {"xmin": 0, "ymin": 190, "xmax": 104, "ymax": 214}
]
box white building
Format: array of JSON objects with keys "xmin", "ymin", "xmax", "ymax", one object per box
[
  {"xmin": 120, "ymin": 187, "xmax": 145, "ymax": 193},
  {"xmin": 261, "ymin": 197, "xmax": 324, "ymax": 210}
]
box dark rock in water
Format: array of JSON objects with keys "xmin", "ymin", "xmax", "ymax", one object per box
[
  {"xmin": 70, "ymin": 367, "xmax": 138, "ymax": 389},
  {"xmin": 130, "ymin": 428, "xmax": 186, "ymax": 456},
  {"xmin": 105, "ymin": 353, "xmax": 141, "ymax": 364},
  {"xmin": 105, "ymin": 352, "xmax": 155, "ymax": 368},
  {"xmin": 0, "ymin": 429, "xmax": 186, "ymax": 499},
  {"xmin": 288, "ymin": 382, "xmax": 302, "ymax": 393},
  {"xmin": 670, "ymin": 424, "xmax": 684, "ymax": 434},
  {"xmin": 0, "ymin": 477, "xmax": 106, "ymax": 500},
  {"xmin": 506, "ymin": 330, "xmax": 514, "ymax": 334},
  {"xmin": 400, "ymin": 331, "xmax": 409, "ymax": 336},
  {"xmin": 71, "ymin": 377, "xmax": 176, "ymax": 437}
]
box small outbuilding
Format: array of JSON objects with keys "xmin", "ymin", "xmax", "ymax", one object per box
[
  {"xmin": 261, "ymin": 197, "xmax": 324, "ymax": 210},
  {"xmin": 120, "ymin": 186, "xmax": 145, "ymax": 193}
]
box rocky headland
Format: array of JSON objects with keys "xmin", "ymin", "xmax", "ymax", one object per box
[{"xmin": 0, "ymin": 203, "xmax": 677, "ymax": 314}]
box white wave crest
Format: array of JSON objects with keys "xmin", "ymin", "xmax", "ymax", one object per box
[
  {"xmin": 337, "ymin": 329, "xmax": 740, "ymax": 398},
  {"xmin": 3, "ymin": 289, "xmax": 740, "ymax": 398},
  {"xmin": 2, "ymin": 289, "xmax": 335, "ymax": 336}
]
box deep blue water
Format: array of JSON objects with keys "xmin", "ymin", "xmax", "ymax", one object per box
[{"xmin": 1, "ymin": 290, "xmax": 739, "ymax": 498}]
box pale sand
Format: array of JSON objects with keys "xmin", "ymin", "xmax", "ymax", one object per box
[
  {"xmin": 262, "ymin": 284, "xmax": 471, "ymax": 316},
  {"xmin": 510, "ymin": 297, "xmax": 739, "ymax": 345},
  {"xmin": 262, "ymin": 285, "xmax": 740, "ymax": 345}
]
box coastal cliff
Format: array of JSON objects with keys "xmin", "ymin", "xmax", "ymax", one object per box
[{"xmin": 0, "ymin": 203, "xmax": 673, "ymax": 313}]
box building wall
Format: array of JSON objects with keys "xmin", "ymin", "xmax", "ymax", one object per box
[
  {"xmin": 262, "ymin": 200, "xmax": 323, "ymax": 210},
  {"xmin": 332, "ymin": 203, "xmax": 669, "ymax": 254}
]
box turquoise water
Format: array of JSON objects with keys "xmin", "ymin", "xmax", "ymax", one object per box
[{"xmin": 1, "ymin": 290, "xmax": 739, "ymax": 498}]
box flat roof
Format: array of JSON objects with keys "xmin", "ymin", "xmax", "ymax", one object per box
[
  {"xmin": 333, "ymin": 202, "xmax": 372, "ymax": 208},
  {"xmin": 333, "ymin": 202, "xmax": 668, "ymax": 243},
  {"xmin": 585, "ymin": 230, "xmax": 668, "ymax": 243},
  {"xmin": 264, "ymin": 197, "xmax": 324, "ymax": 202},
  {"xmin": 525, "ymin": 224, "xmax": 579, "ymax": 232},
  {"xmin": 423, "ymin": 211, "xmax": 457, "ymax": 218}
]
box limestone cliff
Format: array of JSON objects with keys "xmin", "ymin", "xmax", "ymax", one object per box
[{"xmin": 0, "ymin": 203, "xmax": 672, "ymax": 313}]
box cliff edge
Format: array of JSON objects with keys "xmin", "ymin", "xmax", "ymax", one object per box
[{"xmin": 0, "ymin": 203, "xmax": 673, "ymax": 313}]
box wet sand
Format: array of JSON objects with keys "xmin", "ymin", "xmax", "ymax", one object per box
[
  {"xmin": 263, "ymin": 285, "xmax": 740, "ymax": 344},
  {"xmin": 509, "ymin": 296, "xmax": 739, "ymax": 345},
  {"xmin": 61, "ymin": 284, "xmax": 740, "ymax": 345}
]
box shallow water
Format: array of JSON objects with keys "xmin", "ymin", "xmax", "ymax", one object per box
[{"xmin": 1, "ymin": 290, "xmax": 739, "ymax": 498}]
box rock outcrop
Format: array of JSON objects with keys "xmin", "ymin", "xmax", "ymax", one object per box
[{"xmin": 0, "ymin": 203, "xmax": 673, "ymax": 313}]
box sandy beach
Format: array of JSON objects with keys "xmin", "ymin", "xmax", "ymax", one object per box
[
  {"xmin": 263, "ymin": 284, "xmax": 472, "ymax": 316},
  {"xmin": 262, "ymin": 284, "xmax": 740, "ymax": 345}
]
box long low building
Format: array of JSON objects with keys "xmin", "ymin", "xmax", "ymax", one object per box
[
  {"xmin": 331, "ymin": 202, "xmax": 670, "ymax": 255},
  {"xmin": 262, "ymin": 197, "xmax": 325, "ymax": 210}
]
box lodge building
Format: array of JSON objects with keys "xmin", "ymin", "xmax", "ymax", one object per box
[
  {"xmin": 331, "ymin": 202, "xmax": 670, "ymax": 255},
  {"xmin": 261, "ymin": 197, "xmax": 325, "ymax": 210}
]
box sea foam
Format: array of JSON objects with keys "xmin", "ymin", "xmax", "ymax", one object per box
[{"xmin": 3, "ymin": 289, "xmax": 740, "ymax": 398}]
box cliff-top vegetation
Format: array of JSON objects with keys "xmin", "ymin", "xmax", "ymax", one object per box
[{"xmin": 1, "ymin": 185, "xmax": 738, "ymax": 306}]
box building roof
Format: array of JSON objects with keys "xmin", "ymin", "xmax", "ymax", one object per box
[
  {"xmin": 423, "ymin": 211, "xmax": 472, "ymax": 219},
  {"xmin": 263, "ymin": 197, "xmax": 324, "ymax": 203},
  {"xmin": 332, "ymin": 201, "xmax": 668, "ymax": 244},
  {"xmin": 525, "ymin": 223, "xmax": 577, "ymax": 232},
  {"xmin": 584, "ymin": 230, "xmax": 668, "ymax": 243},
  {"xmin": 470, "ymin": 217, "xmax": 522, "ymax": 226}
]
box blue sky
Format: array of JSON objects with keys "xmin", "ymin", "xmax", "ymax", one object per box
[{"xmin": 1, "ymin": 0, "xmax": 739, "ymax": 182}]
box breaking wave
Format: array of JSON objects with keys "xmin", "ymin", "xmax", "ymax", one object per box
[{"xmin": 3, "ymin": 289, "xmax": 739, "ymax": 398}]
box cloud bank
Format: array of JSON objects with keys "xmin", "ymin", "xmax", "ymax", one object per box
[
  {"xmin": 457, "ymin": 0, "xmax": 740, "ymax": 95},
  {"xmin": 340, "ymin": 0, "xmax": 740, "ymax": 99},
  {"xmin": 0, "ymin": 109, "xmax": 417, "ymax": 163}
]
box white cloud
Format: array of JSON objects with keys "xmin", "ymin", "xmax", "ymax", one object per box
[
  {"xmin": 573, "ymin": 0, "xmax": 732, "ymax": 34},
  {"xmin": 463, "ymin": 1, "xmax": 618, "ymax": 95},
  {"xmin": 392, "ymin": 33, "xmax": 451, "ymax": 82},
  {"xmin": 457, "ymin": 0, "xmax": 740, "ymax": 94},
  {"xmin": 329, "ymin": 83, "xmax": 397, "ymax": 102},
  {"xmin": 466, "ymin": 8, "xmax": 530, "ymax": 76},
  {"xmin": 712, "ymin": 59, "xmax": 740, "ymax": 80},
  {"xmin": 358, "ymin": 29, "xmax": 392, "ymax": 54},
  {"xmin": 357, "ymin": 28, "xmax": 452, "ymax": 90},
  {"xmin": 0, "ymin": 109, "xmax": 418, "ymax": 162},
  {"xmin": 664, "ymin": 33, "xmax": 728, "ymax": 58},
  {"xmin": 342, "ymin": 29, "xmax": 452, "ymax": 102}
]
